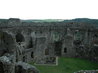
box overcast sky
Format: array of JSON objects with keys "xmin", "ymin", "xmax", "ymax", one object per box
[{"xmin": 0, "ymin": 0, "xmax": 98, "ymax": 19}]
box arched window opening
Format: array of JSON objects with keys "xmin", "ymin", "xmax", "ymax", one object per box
[
  {"xmin": 16, "ymin": 33, "xmax": 25, "ymax": 42},
  {"xmin": 23, "ymin": 56, "xmax": 26, "ymax": 62},
  {"xmin": 31, "ymin": 52, "xmax": 34, "ymax": 58},
  {"xmin": 45, "ymin": 49, "xmax": 49, "ymax": 55},
  {"xmin": 28, "ymin": 37, "xmax": 33, "ymax": 48},
  {"xmin": 64, "ymin": 47, "xmax": 67, "ymax": 53}
]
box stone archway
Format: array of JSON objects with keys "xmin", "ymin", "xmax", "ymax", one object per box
[{"xmin": 0, "ymin": 62, "xmax": 4, "ymax": 73}]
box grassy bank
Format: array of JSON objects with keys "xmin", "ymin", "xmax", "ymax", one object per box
[{"xmin": 30, "ymin": 57, "xmax": 98, "ymax": 73}]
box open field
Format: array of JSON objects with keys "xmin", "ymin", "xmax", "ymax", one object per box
[{"xmin": 30, "ymin": 57, "xmax": 98, "ymax": 73}]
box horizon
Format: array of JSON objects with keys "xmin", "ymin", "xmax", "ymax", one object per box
[{"xmin": 0, "ymin": 18, "xmax": 98, "ymax": 20}]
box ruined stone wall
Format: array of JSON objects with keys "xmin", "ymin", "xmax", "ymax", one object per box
[{"xmin": 0, "ymin": 18, "xmax": 98, "ymax": 65}]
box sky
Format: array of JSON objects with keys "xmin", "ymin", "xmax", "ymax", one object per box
[{"xmin": 0, "ymin": 0, "xmax": 98, "ymax": 19}]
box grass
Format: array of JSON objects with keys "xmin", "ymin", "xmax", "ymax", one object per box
[{"xmin": 30, "ymin": 57, "xmax": 98, "ymax": 73}]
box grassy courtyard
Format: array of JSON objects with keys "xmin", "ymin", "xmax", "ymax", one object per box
[{"xmin": 30, "ymin": 57, "xmax": 98, "ymax": 73}]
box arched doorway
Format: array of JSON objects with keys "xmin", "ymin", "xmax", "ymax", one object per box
[{"xmin": 0, "ymin": 62, "xmax": 4, "ymax": 73}]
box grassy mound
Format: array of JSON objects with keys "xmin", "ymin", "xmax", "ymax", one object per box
[{"xmin": 30, "ymin": 57, "xmax": 98, "ymax": 73}]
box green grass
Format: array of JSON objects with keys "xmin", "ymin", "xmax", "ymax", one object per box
[{"xmin": 30, "ymin": 57, "xmax": 98, "ymax": 73}]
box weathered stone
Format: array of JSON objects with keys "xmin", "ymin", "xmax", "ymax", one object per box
[
  {"xmin": 0, "ymin": 56, "xmax": 14, "ymax": 73},
  {"xmin": 15, "ymin": 61, "xmax": 39, "ymax": 73}
]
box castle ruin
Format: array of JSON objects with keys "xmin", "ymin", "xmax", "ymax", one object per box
[{"xmin": 0, "ymin": 18, "xmax": 98, "ymax": 73}]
